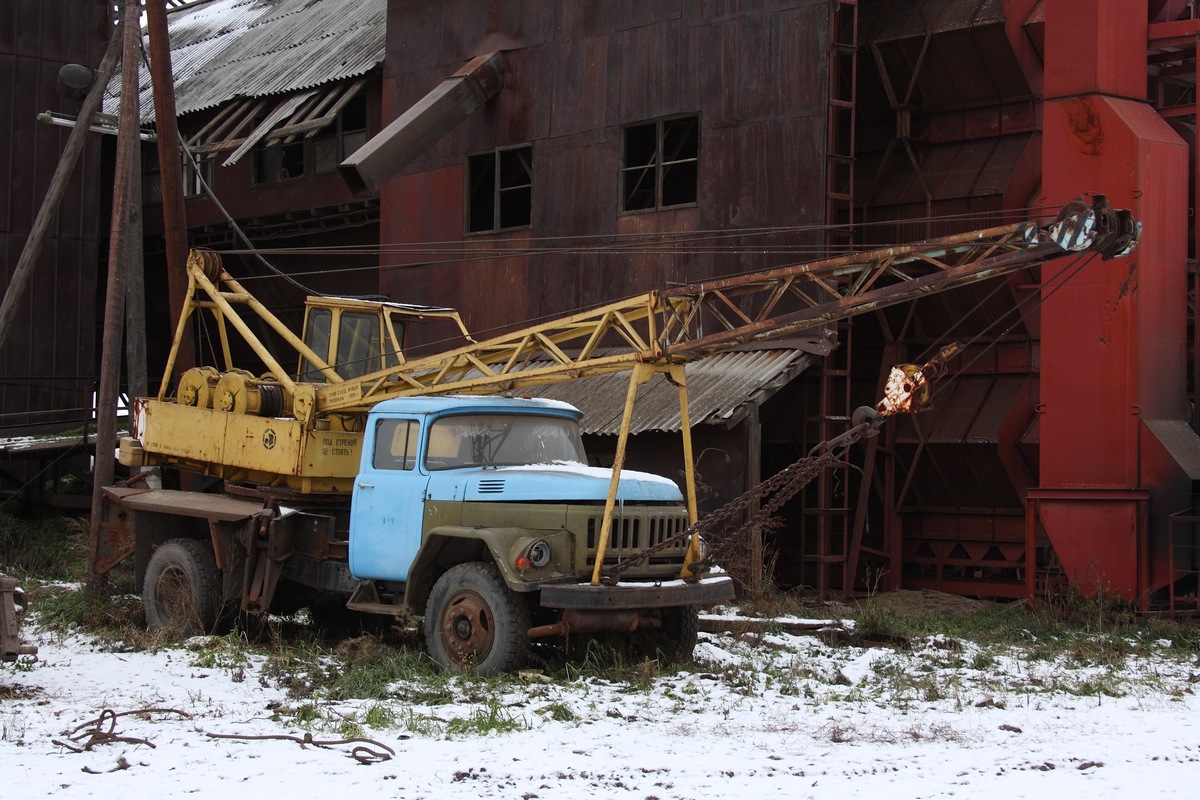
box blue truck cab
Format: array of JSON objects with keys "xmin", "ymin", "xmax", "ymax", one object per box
[{"xmin": 346, "ymin": 396, "xmax": 733, "ymax": 673}]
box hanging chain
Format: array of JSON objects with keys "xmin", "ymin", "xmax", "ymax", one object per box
[{"xmin": 600, "ymin": 342, "xmax": 962, "ymax": 583}]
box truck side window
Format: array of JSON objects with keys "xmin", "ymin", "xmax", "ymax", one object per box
[{"xmin": 373, "ymin": 418, "xmax": 417, "ymax": 470}]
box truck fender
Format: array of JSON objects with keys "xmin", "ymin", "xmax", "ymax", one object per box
[{"xmin": 404, "ymin": 526, "xmax": 535, "ymax": 613}]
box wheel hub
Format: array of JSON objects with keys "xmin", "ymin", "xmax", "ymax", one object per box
[{"xmin": 440, "ymin": 589, "xmax": 494, "ymax": 666}]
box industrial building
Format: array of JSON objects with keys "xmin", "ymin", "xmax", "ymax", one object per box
[{"xmin": 4, "ymin": 0, "xmax": 1199, "ymax": 610}]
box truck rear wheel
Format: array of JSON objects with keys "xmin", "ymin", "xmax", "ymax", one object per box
[
  {"xmin": 143, "ymin": 538, "xmax": 220, "ymax": 638},
  {"xmin": 425, "ymin": 562, "xmax": 529, "ymax": 675}
]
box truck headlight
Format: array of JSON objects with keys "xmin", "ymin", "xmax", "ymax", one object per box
[{"xmin": 526, "ymin": 539, "xmax": 552, "ymax": 568}]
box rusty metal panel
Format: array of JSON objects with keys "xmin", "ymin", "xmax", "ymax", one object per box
[
  {"xmin": 1, "ymin": 575, "xmax": 37, "ymax": 662},
  {"xmin": 558, "ymin": 0, "xmax": 682, "ymax": 39},
  {"xmin": 342, "ymin": 52, "xmax": 505, "ymax": 195},
  {"xmin": 863, "ymin": 2, "xmax": 1030, "ymax": 120},
  {"xmin": 617, "ymin": 22, "xmax": 684, "ymax": 122},
  {"xmin": 549, "ymin": 36, "xmax": 615, "ymax": 138},
  {"xmin": 903, "ymin": 376, "xmax": 1026, "ymax": 446},
  {"xmin": 1, "ymin": 0, "xmax": 106, "ymax": 432},
  {"xmin": 779, "ymin": 4, "xmax": 832, "ymax": 115},
  {"xmin": 111, "ymin": 487, "xmax": 265, "ymax": 521},
  {"xmin": 867, "ymin": 135, "xmax": 1028, "ymax": 206}
]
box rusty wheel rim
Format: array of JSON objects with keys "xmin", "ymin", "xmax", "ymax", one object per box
[{"xmin": 439, "ymin": 589, "xmax": 494, "ymax": 667}]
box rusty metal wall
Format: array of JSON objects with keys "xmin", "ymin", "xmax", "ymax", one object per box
[
  {"xmin": 378, "ymin": 0, "xmax": 831, "ymax": 343},
  {"xmin": 0, "ymin": 1, "xmax": 109, "ymax": 433}
]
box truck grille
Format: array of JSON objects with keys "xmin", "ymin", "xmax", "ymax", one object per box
[{"xmin": 584, "ymin": 510, "xmax": 689, "ymax": 566}]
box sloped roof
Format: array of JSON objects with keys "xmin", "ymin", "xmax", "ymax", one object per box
[
  {"xmin": 505, "ymin": 340, "xmax": 833, "ymax": 436},
  {"xmin": 107, "ymin": 0, "xmax": 386, "ymax": 121}
]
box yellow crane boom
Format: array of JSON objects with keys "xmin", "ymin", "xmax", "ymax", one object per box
[{"xmin": 123, "ymin": 196, "xmax": 1137, "ymax": 498}]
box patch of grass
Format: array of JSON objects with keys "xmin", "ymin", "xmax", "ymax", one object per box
[
  {"xmin": 189, "ymin": 630, "xmax": 253, "ymax": 674},
  {"xmin": 327, "ymin": 640, "xmax": 443, "ymax": 701},
  {"xmin": 363, "ymin": 702, "xmax": 396, "ymax": 729},
  {"xmin": 444, "ymin": 697, "xmax": 528, "ymax": 738},
  {"xmin": 31, "ymin": 583, "xmax": 145, "ymax": 640},
  {"xmin": 291, "ymin": 701, "xmax": 323, "ymax": 727},
  {"xmin": 540, "ymin": 701, "xmax": 577, "ymax": 722},
  {"xmin": 558, "ymin": 637, "xmax": 686, "ymax": 690},
  {"xmin": 0, "ymin": 512, "xmax": 89, "ymax": 581},
  {"xmin": 336, "ymin": 718, "xmax": 365, "ymax": 738},
  {"xmin": 262, "ymin": 637, "xmax": 340, "ymax": 699},
  {"xmin": 843, "ymin": 593, "xmax": 1200, "ymax": 667},
  {"xmin": 400, "ymin": 708, "xmax": 442, "ymax": 737}
]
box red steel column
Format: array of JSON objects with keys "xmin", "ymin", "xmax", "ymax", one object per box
[{"xmin": 1038, "ymin": 0, "xmax": 1189, "ymax": 603}]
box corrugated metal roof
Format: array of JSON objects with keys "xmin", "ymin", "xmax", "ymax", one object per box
[
  {"xmin": 106, "ymin": 0, "xmax": 385, "ymax": 121},
  {"xmin": 506, "ymin": 344, "xmax": 827, "ymax": 436}
]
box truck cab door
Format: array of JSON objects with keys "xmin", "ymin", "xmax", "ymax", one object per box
[{"xmin": 349, "ymin": 416, "xmax": 427, "ymax": 581}]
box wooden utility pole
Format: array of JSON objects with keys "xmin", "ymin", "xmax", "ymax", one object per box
[
  {"xmin": 146, "ymin": 0, "xmax": 193, "ymax": 374},
  {"xmin": 89, "ymin": 0, "xmax": 142, "ymax": 575},
  {"xmin": 0, "ymin": 19, "xmax": 124, "ymax": 349}
]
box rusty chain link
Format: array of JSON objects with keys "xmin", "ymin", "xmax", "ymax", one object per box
[
  {"xmin": 53, "ymin": 707, "xmax": 192, "ymax": 753},
  {"xmin": 204, "ymin": 730, "xmax": 396, "ymax": 764},
  {"xmin": 601, "ymin": 417, "xmax": 879, "ymax": 582},
  {"xmin": 601, "ymin": 343, "xmax": 962, "ymax": 583}
]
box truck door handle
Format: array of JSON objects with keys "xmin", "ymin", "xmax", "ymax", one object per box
[{"xmin": 357, "ymin": 482, "xmax": 375, "ymax": 489}]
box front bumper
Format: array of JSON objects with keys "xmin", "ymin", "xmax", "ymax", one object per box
[{"xmin": 538, "ymin": 575, "xmax": 735, "ymax": 610}]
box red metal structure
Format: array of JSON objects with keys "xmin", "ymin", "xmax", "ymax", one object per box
[{"xmin": 1036, "ymin": 1, "xmax": 1192, "ymax": 607}]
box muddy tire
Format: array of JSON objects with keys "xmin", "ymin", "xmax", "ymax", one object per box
[
  {"xmin": 424, "ymin": 563, "xmax": 529, "ymax": 675},
  {"xmin": 658, "ymin": 605, "xmax": 700, "ymax": 661},
  {"xmin": 143, "ymin": 538, "xmax": 220, "ymax": 638}
]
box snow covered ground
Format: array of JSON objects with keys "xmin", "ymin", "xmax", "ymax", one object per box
[{"xmin": 3, "ymin": 608, "xmax": 1198, "ymax": 799}]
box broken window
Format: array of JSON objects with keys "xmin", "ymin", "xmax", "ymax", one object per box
[
  {"xmin": 621, "ymin": 115, "xmax": 699, "ymax": 212},
  {"xmin": 183, "ymin": 156, "xmax": 213, "ymax": 198},
  {"xmin": 253, "ymin": 139, "xmax": 305, "ymax": 184},
  {"xmin": 315, "ymin": 93, "xmax": 369, "ymax": 174},
  {"xmin": 467, "ymin": 145, "xmax": 533, "ymax": 233}
]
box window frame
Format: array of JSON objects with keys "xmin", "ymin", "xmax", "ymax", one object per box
[
  {"xmin": 372, "ymin": 418, "xmax": 419, "ymax": 471},
  {"xmin": 252, "ymin": 138, "xmax": 306, "ymax": 185},
  {"xmin": 465, "ymin": 143, "xmax": 534, "ymax": 235},
  {"xmin": 619, "ymin": 113, "xmax": 701, "ymax": 214},
  {"xmin": 183, "ymin": 156, "xmax": 214, "ymax": 198},
  {"xmin": 314, "ymin": 92, "xmax": 369, "ymax": 175}
]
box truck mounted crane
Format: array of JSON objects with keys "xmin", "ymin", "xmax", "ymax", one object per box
[{"xmin": 92, "ymin": 196, "xmax": 1137, "ymax": 674}]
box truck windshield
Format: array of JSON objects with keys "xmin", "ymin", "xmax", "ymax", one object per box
[{"xmin": 425, "ymin": 413, "xmax": 587, "ymax": 470}]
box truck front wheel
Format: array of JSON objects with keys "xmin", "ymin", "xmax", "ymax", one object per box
[
  {"xmin": 143, "ymin": 538, "xmax": 220, "ymax": 638},
  {"xmin": 658, "ymin": 605, "xmax": 700, "ymax": 661},
  {"xmin": 424, "ymin": 563, "xmax": 529, "ymax": 675}
]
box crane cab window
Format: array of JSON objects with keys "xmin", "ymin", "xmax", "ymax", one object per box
[
  {"xmin": 335, "ymin": 311, "xmax": 382, "ymax": 379},
  {"xmin": 300, "ymin": 306, "xmax": 384, "ymax": 381},
  {"xmin": 301, "ymin": 308, "xmax": 333, "ymax": 381},
  {"xmin": 373, "ymin": 418, "xmax": 418, "ymax": 470}
]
